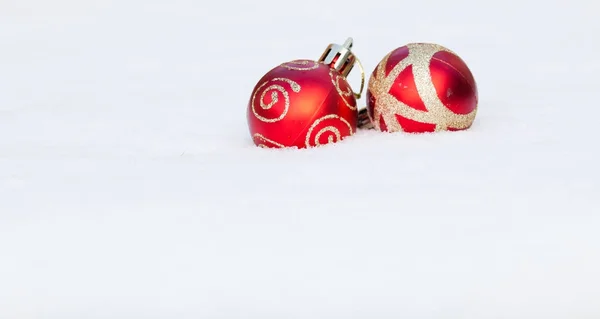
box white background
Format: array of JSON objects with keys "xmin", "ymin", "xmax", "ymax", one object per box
[{"xmin": 1, "ymin": 0, "xmax": 599, "ymax": 318}]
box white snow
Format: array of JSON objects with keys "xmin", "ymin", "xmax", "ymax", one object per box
[{"xmin": 1, "ymin": 0, "xmax": 599, "ymax": 318}]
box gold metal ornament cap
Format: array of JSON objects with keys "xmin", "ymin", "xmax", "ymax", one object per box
[{"xmin": 317, "ymin": 37, "xmax": 365, "ymax": 99}]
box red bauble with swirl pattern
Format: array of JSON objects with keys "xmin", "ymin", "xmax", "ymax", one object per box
[
  {"xmin": 365, "ymin": 43, "xmax": 478, "ymax": 133},
  {"xmin": 247, "ymin": 60, "xmax": 357, "ymax": 149}
]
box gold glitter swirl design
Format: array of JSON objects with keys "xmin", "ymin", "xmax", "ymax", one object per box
[
  {"xmin": 329, "ymin": 70, "xmax": 356, "ymax": 110},
  {"xmin": 280, "ymin": 59, "xmax": 320, "ymax": 71},
  {"xmin": 305, "ymin": 114, "xmax": 353, "ymax": 148},
  {"xmin": 253, "ymin": 133, "xmax": 285, "ymax": 148},
  {"xmin": 251, "ymin": 77, "xmax": 301, "ymax": 123},
  {"xmin": 369, "ymin": 43, "xmax": 477, "ymax": 132}
]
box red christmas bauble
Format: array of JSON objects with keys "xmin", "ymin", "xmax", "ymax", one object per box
[
  {"xmin": 247, "ymin": 59, "xmax": 357, "ymax": 149},
  {"xmin": 365, "ymin": 43, "xmax": 478, "ymax": 133}
]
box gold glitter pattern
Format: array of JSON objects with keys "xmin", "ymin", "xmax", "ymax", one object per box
[
  {"xmin": 305, "ymin": 114, "xmax": 353, "ymax": 148},
  {"xmin": 280, "ymin": 59, "xmax": 320, "ymax": 71},
  {"xmin": 329, "ymin": 70, "xmax": 356, "ymax": 110},
  {"xmin": 253, "ymin": 133, "xmax": 285, "ymax": 148},
  {"xmin": 251, "ymin": 77, "xmax": 301, "ymax": 123},
  {"xmin": 369, "ymin": 43, "xmax": 477, "ymax": 132}
]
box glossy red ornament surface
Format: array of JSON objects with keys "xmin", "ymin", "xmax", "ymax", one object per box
[
  {"xmin": 247, "ymin": 60, "xmax": 357, "ymax": 149},
  {"xmin": 366, "ymin": 43, "xmax": 478, "ymax": 133}
]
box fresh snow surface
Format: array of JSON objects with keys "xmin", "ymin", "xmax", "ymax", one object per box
[{"xmin": 1, "ymin": 0, "xmax": 599, "ymax": 318}]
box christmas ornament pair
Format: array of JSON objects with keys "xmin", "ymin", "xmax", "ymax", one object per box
[{"xmin": 247, "ymin": 37, "xmax": 478, "ymax": 149}]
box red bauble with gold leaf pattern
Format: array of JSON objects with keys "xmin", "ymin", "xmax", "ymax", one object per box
[
  {"xmin": 366, "ymin": 43, "xmax": 478, "ymax": 133},
  {"xmin": 247, "ymin": 60, "xmax": 357, "ymax": 149}
]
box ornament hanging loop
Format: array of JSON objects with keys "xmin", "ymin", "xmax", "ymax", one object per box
[
  {"xmin": 353, "ymin": 56, "xmax": 365, "ymax": 100},
  {"xmin": 318, "ymin": 37, "xmax": 365, "ymax": 99}
]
